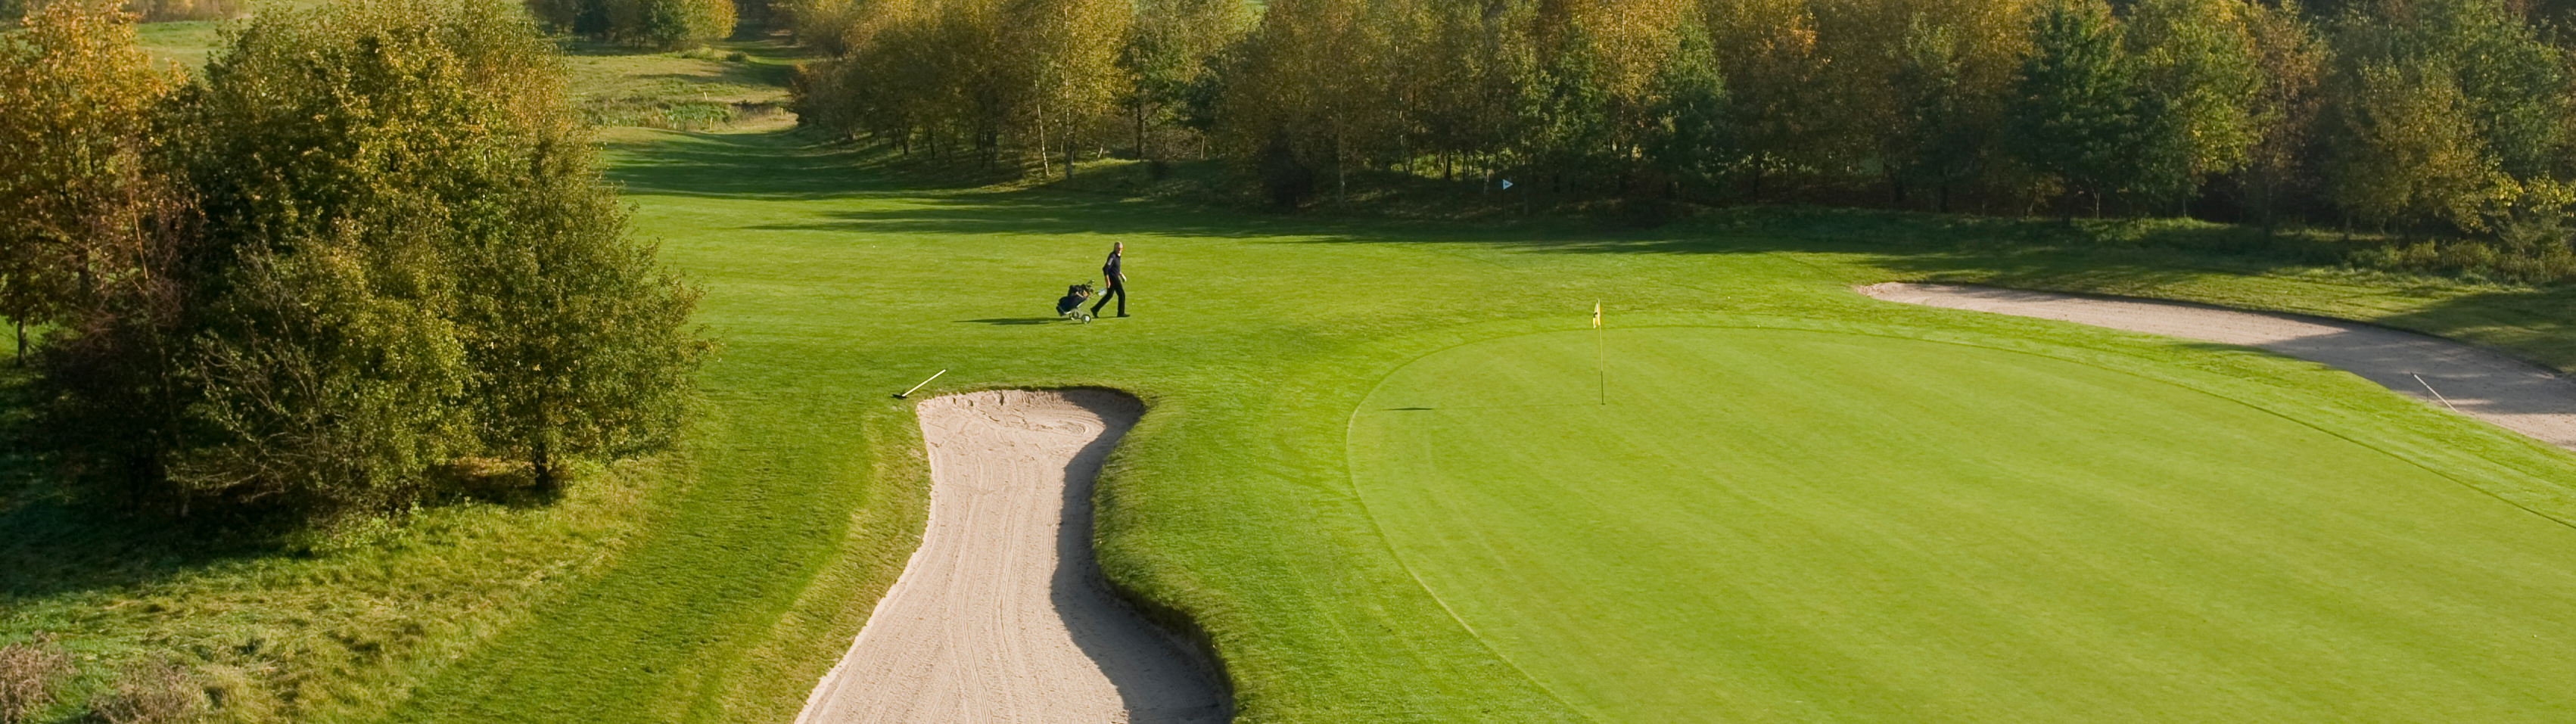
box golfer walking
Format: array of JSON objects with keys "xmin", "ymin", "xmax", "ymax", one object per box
[{"xmin": 1091, "ymin": 242, "xmax": 1128, "ymax": 318}]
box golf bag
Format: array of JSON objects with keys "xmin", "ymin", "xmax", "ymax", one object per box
[{"xmin": 1056, "ymin": 283, "xmax": 1098, "ymax": 322}]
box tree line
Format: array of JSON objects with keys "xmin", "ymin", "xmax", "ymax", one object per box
[
  {"xmin": 0, "ymin": 0, "xmax": 708, "ymax": 518},
  {"xmin": 789, "ymin": 0, "xmax": 2576, "ymax": 261}
]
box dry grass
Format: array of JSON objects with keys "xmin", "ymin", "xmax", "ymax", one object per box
[
  {"xmin": 93, "ymin": 661, "xmax": 204, "ymax": 724},
  {"xmin": 0, "ymin": 636, "xmax": 70, "ymax": 724}
]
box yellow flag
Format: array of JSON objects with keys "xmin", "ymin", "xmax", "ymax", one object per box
[{"xmin": 1591, "ymin": 301, "xmax": 1601, "ymax": 328}]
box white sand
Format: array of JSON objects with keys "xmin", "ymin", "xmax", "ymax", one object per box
[
  {"xmin": 1859, "ymin": 282, "xmax": 2576, "ymax": 450},
  {"xmin": 794, "ymin": 390, "xmax": 1227, "ymax": 724}
]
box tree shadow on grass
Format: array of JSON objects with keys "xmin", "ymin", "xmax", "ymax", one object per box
[
  {"xmin": 0, "ymin": 373, "xmax": 292, "ymax": 604},
  {"xmin": 624, "ymin": 65, "xmax": 794, "ymax": 95},
  {"xmin": 640, "ymin": 132, "xmax": 2576, "ymax": 378},
  {"xmin": 730, "ymin": 169, "xmax": 2344, "ymax": 285},
  {"xmin": 603, "ymin": 131, "xmax": 927, "ymax": 200},
  {"xmin": 745, "ymin": 187, "xmax": 1598, "ymax": 247},
  {"xmin": 0, "ymin": 372, "xmax": 565, "ymax": 604}
]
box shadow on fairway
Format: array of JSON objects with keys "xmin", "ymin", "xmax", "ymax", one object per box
[
  {"xmin": 648, "ymin": 130, "xmax": 2576, "ymax": 379},
  {"xmin": 960, "ymin": 318, "xmax": 1061, "ymax": 325},
  {"xmin": 2378, "ymin": 287, "xmax": 2576, "ymax": 371},
  {"xmin": 605, "ymin": 130, "xmax": 930, "ymax": 200},
  {"xmin": 0, "ymin": 371, "xmax": 278, "ymax": 601}
]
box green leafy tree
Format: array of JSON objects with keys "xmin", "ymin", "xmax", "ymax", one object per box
[
  {"xmin": 2322, "ymin": 61, "xmax": 2494, "ymax": 230},
  {"xmin": 1646, "ymin": 24, "xmax": 1731, "ymax": 196},
  {"xmin": 1118, "ymin": 0, "xmax": 1249, "ymax": 160},
  {"xmin": 2004, "ymin": 0, "xmax": 2150, "ymax": 216},
  {"xmin": 605, "ymin": 0, "xmax": 736, "ymax": 48},
  {"xmin": 459, "ymin": 138, "xmax": 708, "ymax": 486},
  {"xmin": 2126, "ymin": 0, "xmax": 2263, "ymax": 212},
  {"xmin": 2322, "ymin": 0, "xmax": 2570, "ymax": 231},
  {"xmin": 1885, "ymin": 17, "xmax": 1996, "ymax": 212},
  {"xmin": 1528, "ymin": 23, "xmax": 1616, "ymax": 191}
]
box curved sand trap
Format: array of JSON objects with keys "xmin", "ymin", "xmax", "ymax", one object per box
[
  {"xmin": 795, "ymin": 389, "xmax": 1226, "ymax": 724},
  {"xmin": 1859, "ymin": 282, "xmax": 2576, "ymax": 450}
]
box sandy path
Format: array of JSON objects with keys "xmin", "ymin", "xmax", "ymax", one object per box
[
  {"xmin": 795, "ymin": 390, "xmax": 1227, "ymax": 724},
  {"xmin": 1858, "ymin": 282, "xmax": 2576, "ymax": 450}
]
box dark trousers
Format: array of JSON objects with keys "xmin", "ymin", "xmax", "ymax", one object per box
[{"xmin": 1090, "ymin": 280, "xmax": 1126, "ymax": 315}]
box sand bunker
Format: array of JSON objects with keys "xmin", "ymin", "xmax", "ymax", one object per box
[
  {"xmin": 795, "ymin": 389, "xmax": 1226, "ymax": 724},
  {"xmin": 1859, "ymin": 282, "xmax": 2576, "ymax": 450}
]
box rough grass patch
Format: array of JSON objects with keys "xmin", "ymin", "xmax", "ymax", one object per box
[{"xmin": 0, "ymin": 636, "xmax": 70, "ymax": 724}]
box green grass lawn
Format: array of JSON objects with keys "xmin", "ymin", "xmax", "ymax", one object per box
[
  {"xmin": 136, "ymin": 20, "xmax": 225, "ymax": 70},
  {"xmin": 1352, "ymin": 326, "xmax": 2576, "ymax": 722},
  {"xmin": 382, "ymin": 128, "xmax": 2576, "ymax": 722},
  {"xmin": 20, "ymin": 30, "xmax": 2576, "ymax": 722}
]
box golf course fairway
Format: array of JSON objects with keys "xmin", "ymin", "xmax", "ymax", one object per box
[
  {"xmin": 328, "ymin": 130, "xmax": 2576, "ymax": 723},
  {"xmin": 36, "ymin": 34, "xmax": 2576, "ymax": 724},
  {"xmin": 1349, "ymin": 327, "xmax": 2576, "ymax": 723}
]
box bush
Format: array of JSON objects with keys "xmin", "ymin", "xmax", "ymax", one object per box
[
  {"xmin": 0, "ymin": 637, "xmax": 70, "ymax": 724},
  {"xmin": 91, "ymin": 662, "xmax": 202, "ymax": 724}
]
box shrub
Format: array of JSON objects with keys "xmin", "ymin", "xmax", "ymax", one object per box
[
  {"xmin": 91, "ymin": 661, "xmax": 202, "ymax": 724},
  {"xmin": 0, "ymin": 637, "xmax": 70, "ymax": 724}
]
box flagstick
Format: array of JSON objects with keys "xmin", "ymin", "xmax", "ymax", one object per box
[
  {"xmin": 895, "ymin": 368, "xmax": 947, "ymax": 399},
  {"xmin": 1595, "ymin": 301, "xmax": 1606, "ymax": 406}
]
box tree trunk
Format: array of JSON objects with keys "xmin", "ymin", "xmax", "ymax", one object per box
[
  {"xmin": 1134, "ymin": 102, "xmax": 1146, "ymax": 160},
  {"xmin": 533, "ymin": 437, "xmax": 556, "ymax": 491},
  {"xmin": 1036, "ymin": 98, "xmax": 1052, "ymax": 179},
  {"xmin": 1335, "ymin": 128, "xmax": 1349, "ymax": 206}
]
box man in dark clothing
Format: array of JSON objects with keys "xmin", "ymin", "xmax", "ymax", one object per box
[{"xmin": 1091, "ymin": 241, "xmax": 1128, "ymax": 317}]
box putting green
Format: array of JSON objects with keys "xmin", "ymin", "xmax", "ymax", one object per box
[{"xmin": 1349, "ymin": 326, "xmax": 2576, "ymax": 723}]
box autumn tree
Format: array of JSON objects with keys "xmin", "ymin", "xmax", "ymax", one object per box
[
  {"xmin": 1217, "ymin": 0, "xmax": 1402, "ymax": 204},
  {"xmin": 0, "ymin": 1, "xmax": 173, "ymax": 362},
  {"xmin": 46, "ymin": 0, "xmax": 706, "ymax": 511},
  {"xmin": 1006, "ymin": 0, "xmax": 1132, "ymax": 178},
  {"xmin": 1118, "ymin": 0, "xmax": 1250, "ymax": 160},
  {"xmin": 2239, "ymin": 0, "xmax": 2326, "ymax": 228},
  {"xmin": 1403, "ymin": 0, "xmax": 1539, "ymax": 185},
  {"xmin": 1706, "ymin": 0, "xmax": 1859, "ymax": 197},
  {"xmin": 2321, "ymin": 61, "xmax": 2490, "ymax": 229}
]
